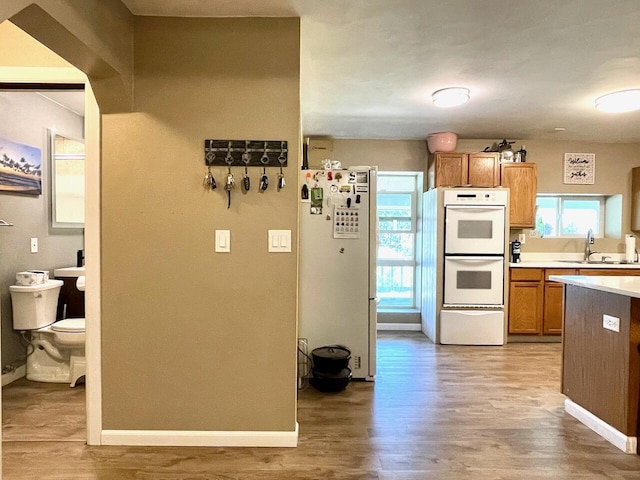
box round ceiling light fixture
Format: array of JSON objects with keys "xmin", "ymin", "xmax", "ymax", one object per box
[
  {"xmin": 594, "ymin": 89, "xmax": 640, "ymax": 113},
  {"xmin": 432, "ymin": 87, "xmax": 470, "ymax": 108}
]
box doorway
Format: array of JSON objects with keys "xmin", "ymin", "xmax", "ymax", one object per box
[{"xmin": 0, "ymin": 19, "xmax": 102, "ymax": 447}]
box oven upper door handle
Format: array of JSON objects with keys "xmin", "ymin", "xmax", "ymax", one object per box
[
  {"xmin": 444, "ymin": 205, "xmax": 506, "ymax": 211},
  {"xmin": 446, "ymin": 256, "xmax": 504, "ymax": 262}
]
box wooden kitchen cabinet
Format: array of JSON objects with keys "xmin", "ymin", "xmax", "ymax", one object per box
[
  {"xmin": 631, "ymin": 167, "xmax": 640, "ymax": 231},
  {"xmin": 429, "ymin": 152, "xmax": 500, "ymax": 188},
  {"xmin": 543, "ymin": 282, "xmax": 564, "ymax": 334},
  {"xmin": 500, "ymin": 163, "xmax": 537, "ymax": 228},
  {"xmin": 543, "ymin": 269, "xmax": 577, "ymax": 335},
  {"xmin": 509, "ymin": 267, "xmax": 640, "ymax": 337},
  {"xmin": 508, "ymin": 268, "xmax": 543, "ymax": 334},
  {"xmin": 467, "ymin": 153, "xmax": 500, "ymax": 187},
  {"xmin": 431, "ymin": 152, "xmax": 468, "ymax": 188}
]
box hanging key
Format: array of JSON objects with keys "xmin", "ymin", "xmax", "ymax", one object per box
[
  {"xmin": 203, "ymin": 166, "xmax": 217, "ymax": 190},
  {"xmin": 225, "ymin": 167, "xmax": 235, "ymax": 208},
  {"xmin": 260, "ymin": 167, "xmax": 269, "ymax": 191},
  {"xmin": 242, "ymin": 145, "xmax": 251, "ymax": 191},
  {"xmin": 243, "ymin": 166, "xmax": 251, "ymax": 191},
  {"xmin": 277, "ymin": 147, "xmax": 286, "ymax": 191}
]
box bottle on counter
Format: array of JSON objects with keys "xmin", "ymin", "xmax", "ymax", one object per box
[
  {"xmin": 517, "ymin": 145, "xmax": 527, "ymax": 162},
  {"xmin": 510, "ymin": 241, "xmax": 521, "ymax": 263}
]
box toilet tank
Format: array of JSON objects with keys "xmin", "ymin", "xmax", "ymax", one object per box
[{"xmin": 9, "ymin": 280, "xmax": 63, "ymax": 330}]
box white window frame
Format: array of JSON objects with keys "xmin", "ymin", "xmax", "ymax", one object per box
[
  {"xmin": 536, "ymin": 194, "xmax": 606, "ymax": 238},
  {"xmin": 376, "ymin": 172, "xmax": 422, "ymax": 311},
  {"xmin": 49, "ymin": 129, "xmax": 85, "ymax": 229}
]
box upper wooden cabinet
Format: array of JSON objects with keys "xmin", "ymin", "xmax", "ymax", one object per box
[
  {"xmin": 468, "ymin": 153, "xmax": 501, "ymax": 187},
  {"xmin": 500, "ymin": 163, "xmax": 537, "ymax": 228},
  {"xmin": 429, "ymin": 152, "xmax": 500, "ymax": 189},
  {"xmin": 432, "ymin": 152, "xmax": 468, "ymax": 187},
  {"xmin": 631, "ymin": 167, "xmax": 640, "ymax": 231}
]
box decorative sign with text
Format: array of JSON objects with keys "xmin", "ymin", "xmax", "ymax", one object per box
[{"xmin": 564, "ymin": 153, "xmax": 595, "ymax": 184}]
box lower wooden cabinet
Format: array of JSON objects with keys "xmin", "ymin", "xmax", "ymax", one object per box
[
  {"xmin": 509, "ymin": 267, "xmax": 576, "ymax": 335},
  {"xmin": 542, "ymin": 282, "xmax": 564, "ymax": 334},
  {"xmin": 509, "ymin": 267, "xmax": 640, "ymax": 336},
  {"xmin": 509, "ymin": 280, "xmax": 543, "ymax": 334}
]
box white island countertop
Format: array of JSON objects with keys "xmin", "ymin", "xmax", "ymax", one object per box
[
  {"xmin": 510, "ymin": 260, "xmax": 640, "ymax": 269},
  {"xmin": 548, "ymin": 275, "xmax": 640, "ymax": 299}
]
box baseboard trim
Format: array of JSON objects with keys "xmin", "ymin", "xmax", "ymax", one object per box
[
  {"xmin": 565, "ymin": 399, "xmax": 637, "ymax": 454},
  {"xmin": 101, "ymin": 422, "xmax": 299, "ymax": 447},
  {"xmin": 2, "ymin": 364, "xmax": 26, "ymax": 387},
  {"xmin": 377, "ymin": 323, "xmax": 421, "ymax": 331}
]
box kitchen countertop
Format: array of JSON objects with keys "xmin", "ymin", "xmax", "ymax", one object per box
[
  {"xmin": 510, "ymin": 261, "xmax": 640, "ymax": 268},
  {"xmin": 548, "ymin": 275, "xmax": 640, "ymax": 298}
]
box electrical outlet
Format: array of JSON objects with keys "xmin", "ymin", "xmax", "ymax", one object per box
[
  {"xmin": 603, "ymin": 314, "xmax": 620, "ymax": 332},
  {"xmin": 30, "ymin": 237, "xmax": 38, "ymax": 254},
  {"xmin": 518, "ymin": 233, "xmax": 526, "ymax": 244},
  {"xmin": 528, "ymin": 229, "xmax": 540, "ymax": 238}
]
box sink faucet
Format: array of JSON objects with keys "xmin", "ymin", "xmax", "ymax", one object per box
[{"xmin": 584, "ymin": 228, "xmax": 596, "ymax": 261}]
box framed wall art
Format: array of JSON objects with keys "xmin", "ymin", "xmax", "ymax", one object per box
[
  {"xmin": 0, "ymin": 136, "xmax": 42, "ymax": 195},
  {"xmin": 564, "ymin": 153, "xmax": 595, "ymax": 185}
]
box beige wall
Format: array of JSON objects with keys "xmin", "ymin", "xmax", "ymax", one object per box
[
  {"xmin": 0, "ymin": 21, "xmax": 71, "ymax": 67},
  {"xmin": 1, "ymin": 0, "xmax": 134, "ymax": 112},
  {"xmin": 315, "ymin": 138, "xmax": 428, "ymax": 178},
  {"xmin": 100, "ymin": 17, "xmax": 300, "ymax": 431},
  {"xmin": 2, "ymin": 4, "xmax": 300, "ymax": 434},
  {"xmin": 457, "ymin": 139, "xmax": 640, "ymax": 254}
]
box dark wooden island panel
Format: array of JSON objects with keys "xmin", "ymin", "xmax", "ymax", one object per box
[{"xmin": 562, "ymin": 284, "xmax": 640, "ymax": 437}]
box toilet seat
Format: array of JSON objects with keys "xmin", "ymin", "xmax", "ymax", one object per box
[{"xmin": 51, "ymin": 318, "xmax": 85, "ymax": 333}]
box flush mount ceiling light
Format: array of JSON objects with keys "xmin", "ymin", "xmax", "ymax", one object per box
[
  {"xmin": 595, "ymin": 89, "xmax": 640, "ymax": 113},
  {"xmin": 432, "ymin": 87, "xmax": 470, "ymax": 108}
]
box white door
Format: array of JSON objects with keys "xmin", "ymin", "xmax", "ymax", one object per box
[
  {"xmin": 444, "ymin": 205, "xmax": 505, "ymax": 254},
  {"xmin": 444, "ymin": 256, "xmax": 504, "ymax": 306}
]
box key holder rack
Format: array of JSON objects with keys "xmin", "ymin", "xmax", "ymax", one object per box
[{"xmin": 204, "ymin": 140, "xmax": 288, "ymax": 168}]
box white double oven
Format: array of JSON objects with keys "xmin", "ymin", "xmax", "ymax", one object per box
[{"xmin": 440, "ymin": 189, "xmax": 508, "ymax": 345}]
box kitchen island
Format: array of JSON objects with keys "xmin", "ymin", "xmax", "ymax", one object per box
[{"xmin": 549, "ymin": 275, "xmax": 640, "ymax": 454}]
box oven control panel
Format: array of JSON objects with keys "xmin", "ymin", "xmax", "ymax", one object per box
[{"xmin": 443, "ymin": 189, "xmax": 508, "ymax": 206}]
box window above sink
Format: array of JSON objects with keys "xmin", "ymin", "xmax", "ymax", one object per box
[{"xmin": 535, "ymin": 194, "xmax": 622, "ymax": 240}]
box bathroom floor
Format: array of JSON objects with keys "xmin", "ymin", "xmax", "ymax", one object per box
[{"xmin": 2, "ymin": 377, "xmax": 85, "ymax": 442}]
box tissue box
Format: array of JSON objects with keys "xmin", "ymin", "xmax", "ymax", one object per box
[{"xmin": 28, "ymin": 270, "xmax": 49, "ymax": 282}]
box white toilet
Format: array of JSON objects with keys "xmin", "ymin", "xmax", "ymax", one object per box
[{"xmin": 9, "ymin": 277, "xmax": 86, "ymax": 387}]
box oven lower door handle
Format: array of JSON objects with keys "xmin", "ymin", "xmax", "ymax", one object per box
[{"xmin": 445, "ymin": 256, "xmax": 504, "ymax": 262}]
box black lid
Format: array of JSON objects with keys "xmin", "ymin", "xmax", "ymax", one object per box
[{"xmin": 312, "ymin": 345, "xmax": 351, "ymax": 360}]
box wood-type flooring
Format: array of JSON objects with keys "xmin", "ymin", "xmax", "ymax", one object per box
[{"xmin": 3, "ymin": 332, "xmax": 640, "ymax": 479}]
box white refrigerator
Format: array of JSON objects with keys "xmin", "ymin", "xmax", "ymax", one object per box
[{"xmin": 299, "ymin": 167, "xmax": 377, "ymax": 380}]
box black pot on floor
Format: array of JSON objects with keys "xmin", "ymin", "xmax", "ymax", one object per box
[
  {"xmin": 311, "ymin": 345, "xmax": 351, "ymax": 374},
  {"xmin": 310, "ymin": 368, "xmax": 352, "ymax": 392}
]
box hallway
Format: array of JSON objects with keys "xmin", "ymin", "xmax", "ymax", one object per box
[{"xmin": 3, "ymin": 332, "xmax": 640, "ymax": 479}]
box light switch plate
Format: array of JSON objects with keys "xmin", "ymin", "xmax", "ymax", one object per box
[
  {"xmin": 215, "ymin": 230, "xmax": 230, "ymax": 253},
  {"xmin": 518, "ymin": 233, "xmax": 526, "ymax": 244},
  {"xmin": 268, "ymin": 230, "xmax": 291, "ymax": 252},
  {"xmin": 30, "ymin": 237, "xmax": 38, "ymax": 254}
]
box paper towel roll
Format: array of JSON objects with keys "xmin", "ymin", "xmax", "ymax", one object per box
[{"xmin": 625, "ymin": 234, "xmax": 636, "ymax": 263}]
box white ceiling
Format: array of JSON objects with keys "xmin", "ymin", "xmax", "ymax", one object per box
[
  {"xmin": 123, "ymin": 0, "xmax": 640, "ymax": 143},
  {"xmin": 38, "ymin": 91, "xmax": 84, "ymax": 116}
]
